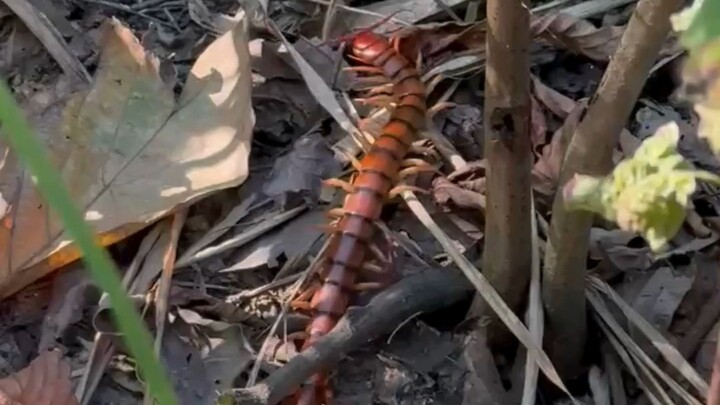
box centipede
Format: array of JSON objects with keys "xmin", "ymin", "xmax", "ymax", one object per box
[{"xmin": 281, "ymin": 31, "xmax": 434, "ymax": 405}]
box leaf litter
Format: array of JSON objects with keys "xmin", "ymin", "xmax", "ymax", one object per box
[{"xmin": 2, "ymin": 0, "xmax": 720, "ymax": 404}]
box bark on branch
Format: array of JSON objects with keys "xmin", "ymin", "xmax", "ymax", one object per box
[{"xmin": 224, "ymin": 267, "xmax": 473, "ymax": 405}]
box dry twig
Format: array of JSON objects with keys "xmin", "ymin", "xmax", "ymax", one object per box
[{"xmin": 227, "ymin": 266, "xmax": 474, "ymax": 405}]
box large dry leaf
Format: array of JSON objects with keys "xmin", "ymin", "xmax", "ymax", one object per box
[
  {"xmin": 0, "ymin": 349, "xmax": 78, "ymax": 405},
  {"xmin": 0, "ymin": 15, "xmax": 254, "ymax": 298}
]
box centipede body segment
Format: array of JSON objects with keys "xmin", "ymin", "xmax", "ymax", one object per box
[{"xmin": 283, "ymin": 32, "xmax": 429, "ymax": 405}]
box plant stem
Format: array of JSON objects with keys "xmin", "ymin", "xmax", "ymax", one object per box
[
  {"xmin": 542, "ymin": 0, "xmax": 684, "ymax": 378},
  {"xmin": 470, "ymin": 0, "xmax": 533, "ymax": 349}
]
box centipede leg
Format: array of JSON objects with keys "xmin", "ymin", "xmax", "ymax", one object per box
[
  {"xmin": 367, "ymin": 83, "xmax": 394, "ymax": 96},
  {"xmin": 353, "ymin": 281, "xmax": 386, "ymax": 291},
  {"xmin": 355, "ymin": 94, "xmax": 395, "ymax": 108},
  {"xmin": 401, "ymin": 158, "xmax": 433, "ymax": 168},
  {"xmin": 390, "ymin": 35, "xmax": 402, "ymax": 55},
  {"xmin": 342, "ymin": 65, "xmax": 384, "ymax": 75},
  {"xmin": 327, "ymin": 208, "xmax": 346, "ymax": 219},
  {"xmin": 333, "ymin": 148, "xmax": 363, "ymax": 171},
  {"xmin": 354, "ymin": 75, "xmax": 390, "ymax": 89},
  {"xmin": 356, "ymin": 262, "xmax": 398, "ymax": 290},
  {"xmin": 428, "ymin": 101, "xmax": 458, "ymax": 118},
  {"xmin": 387, "ymin": 184, "xmax": 429, "ymax": 199},
  {"xmin": 398, "ymin": 161, "xmax": 442, "ymax": 178},
  {"xmin": 408, "ymin": 144, "xmax": 441, "ymax": 161},
  {"xmin": 323, "ymin": 178, "xmax": 356, "ymax": 193},
  {"xmin": 290, "ymin": 281, "xmax": 322, "ymax": 312}
]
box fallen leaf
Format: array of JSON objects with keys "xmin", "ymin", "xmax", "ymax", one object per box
[
  {"xmin": 153, "ymin": 308, "xmax": 255, "ymax": 405},
  {"xmin": 174, "ymin": 309, "xmax": 253, "ymax": 390},
  {"xmin": 654, "ymin": 233, "xmax": 720, "ymax": 260},
  {"xmin": 545, "ymin": 62, "xmax": 603, "ymax": 97},
  {"xmin": 433, "ymin": 177, "xmax": 486, "ymax": 211},
  {"xmin": 280, "ymin": 38, "xmax": 353, "ymax": 91},
  {"xmin": 530, "ymin": 95, "xmax": 549, "ymax": 152},
  {"xmin": 461, "ymin": 328, "xmax": 509, "ymax": 405},
  {"xmin": 0, "ymin": 4, "xmax": 11, "ymax": 18},
  {"xmin": 159, "ymin": 326, "xmax": 215, "ymax": 404},
  {"xmin": 394, "ymin": 22, "xmax": 485, "ymax": 61},
  {"xmin": 530, "ymin": 12, "xmax": 626, "ymax": 61},
  {"xmin": 0, "ymin": 349, "xmax": 78, "ymax": 405},
  {"xmin": 433, "ymin": 160, "xmax": 487, "ymax": 211},
  {"xmin": 341, "ymin": 0, "xmax": 469, "ymax": 37},
  {"xmin": 632, "ymin": 266, "xmax": 694, "ymax": 332},
  {"xmin": 249, "ymin": 38, "xmax": 298, "ymax": 81},
  {"xmin": 530, "ymin": 75, "xmax": 577, "ymax": 118},
  {"xmin": 39, "ymin": 265, "xmax": 94, "ymax": 351},
  {"xmin": 263, "ymin": 131, "xmax": 343, "ymax": 203},
  {"xmin": 385, "ymin": 321, "xmax": 456, "ymax": 373},
  {"xmin": 432, "ymin": 104, "xmax": 483, "ymax": 160},
  {"xmin": 0, "ymin": 20, "xmax": 45, "ymax": 76},
  {"xmin": 694, "ymin": 319, "xmax": 719, "ymax": 381},
  {"xmin": 0, "ymin": 14, "xmax": 254, "ymax": 299},
  {"xmin": 588, "ymin": 228, "xmax": 640, "ymax": 260},
  {"xmin": 532, "ymin": 99, "xmax": 588, "ymax": 199},
  {"xmin": 222, "ymin": 208, "xmax": 325, "ymax": 271},
  {"xmin": 0, "ymin": 279, "xmax": 52, "ymax": 333}
]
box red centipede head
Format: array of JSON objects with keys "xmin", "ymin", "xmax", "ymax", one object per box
[
  {"xmin": 350, "ymin": 31, "xmax": 387, "ymax": 55},
  {"xmin": 323, "ymin": 10, "xmax": 404, "ymax": 51}
]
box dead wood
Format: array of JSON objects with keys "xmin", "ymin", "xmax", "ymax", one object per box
[
  {"xmin": 541, "ymin": 0, "xmax": 684, "ymax": 378},
  {"xmin": 224, "ymin": 266, "xmax": 473, "ymax": 405},
  {"xmin": 470, "ymin": 0, "xmax": 533, "ymax": 349}
]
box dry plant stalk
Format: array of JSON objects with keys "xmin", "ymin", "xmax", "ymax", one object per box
[
  {"xmin": 541, "ymin": 0, "xmax": 684, "ymax": 378},
  {"xmin": 470, "ymin": 0, "xmax": 533, "ymax": 348}
]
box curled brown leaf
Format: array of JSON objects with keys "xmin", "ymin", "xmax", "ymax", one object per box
[
  {"xmin": 0, "ymin": 349, "xmax": 79, "ymax": 405},
  {"xmin": 532, "ymin": 99, "xmax": 589, "ymax": 199}
]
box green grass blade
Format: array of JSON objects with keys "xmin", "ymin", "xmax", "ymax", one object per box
[{"xmin": 0, "ymin": 79, "xmax": 177, "ymax": 405}]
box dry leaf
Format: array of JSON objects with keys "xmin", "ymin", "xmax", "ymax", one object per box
[
  {"xmin": 0, "ymin": 349, "xmax": 78, "ymax": 405},
  {"xmin": 173, "ymin": 309, "xmax": 254, "ymax": 390},
  {"xmin": 530, "ymin": 12, "xmax": 626, "ymax": 61},
  {"xmin": 433, "ymin": 160, "xmax": 487, "ymax": 211},
  {"xmin": 0, "ymin": 14, "xmax": 254, "ymax": 298},
  {"xmin": 532, "ymin": 99, "xmax": 588, "ymax": 198},
  {"xmin": 530, "ymin": 95, "xmax": 549, "ymax": 151},
  {"xmin": 222, "ymin": 208, "xmax": 325, "ymax": 271},
  {"xmin": 632, "ymin": 267, "xmax": 694, "ymax": 332},
  {"xmin": 588, "ymin": 228, "xmax": 639, "ymax": 260},
  {"xmin": 531, "ymin": 75, "xmax": 577, "ymax": 118},
  {"xmin": 341, "ymin": 0, "xmax": 469, "ymax": 37},
  {"xmin": 39, "ymin": 265, "xmax": 94, "ymax": 351},
  {"xmin": 263, "ymin": 131, "xmax": 342, "ymax": 201}
]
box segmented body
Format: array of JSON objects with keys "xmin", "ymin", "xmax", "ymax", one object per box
[{"xmin": 287, "ymin": 32, "xmax": 427, "ymax": 405}]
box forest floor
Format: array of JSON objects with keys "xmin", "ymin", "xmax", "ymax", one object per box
[{"xmin": 0, "ymin": 0, "xmax": 717, "ymax": 404}]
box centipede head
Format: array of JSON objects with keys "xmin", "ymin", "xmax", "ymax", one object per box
[{"xmin": 322, "ymin": 10, "xmax": 404, "ymax": 53}]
